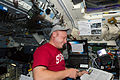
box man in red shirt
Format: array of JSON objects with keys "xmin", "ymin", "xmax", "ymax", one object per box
[{"xmin": 32, "ymin": 25, "xmax": 88, "ymax": 80}]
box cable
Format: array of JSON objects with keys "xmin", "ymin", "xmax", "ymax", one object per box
[{"xmin": 89, "ymin": 53, "xmax": 100, "ymax": 68}]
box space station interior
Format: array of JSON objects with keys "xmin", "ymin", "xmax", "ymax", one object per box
[{"xmin": 0, "ymin": 0, "xmax": 120, "ymax": 80}]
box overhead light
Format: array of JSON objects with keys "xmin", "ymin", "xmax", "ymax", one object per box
[{"xmin": 11, "ymin": 63, "xmax": 16, "ymax": 66}]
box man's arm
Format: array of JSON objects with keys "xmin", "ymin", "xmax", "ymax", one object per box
[{"xmin": 33, "ymin": 66, "xmax": 79, "ymax": 80}]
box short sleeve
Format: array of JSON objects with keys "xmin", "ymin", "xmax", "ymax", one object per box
[{"xmin": 32, "ymin": 47, "xmax": 50, "ymax": 69}]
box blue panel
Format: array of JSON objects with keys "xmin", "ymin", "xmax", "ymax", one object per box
[
  {"xmin": 0, "ymin": 5, "xmax": 8, "ymax": 11},
  {"xmin": 50, "ymin": 13, "xmax": 54, "ymax": 19},
  {"xmin": 40, "ymin": 8, "xmax": 44, "ymax": 15}
]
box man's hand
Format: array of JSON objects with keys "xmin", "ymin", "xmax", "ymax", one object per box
[
  {"xmin": 77, "ymin": 70, "xmax": 88, "ymax": 77},
  {"xmin": 66, "ymin": 68, "xmax": 79, "ymax": 79}
]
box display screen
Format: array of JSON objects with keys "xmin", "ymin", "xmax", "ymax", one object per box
[
  {"xmin": 67, "ymin": 40, "xmax": 88, "ymax": 55},
  {"xmin": 97, "ymin": 49, "xmax": 107, "ymax": 57}
]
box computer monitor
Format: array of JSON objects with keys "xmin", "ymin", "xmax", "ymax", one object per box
[
  {"xmin": 67, "ymin": 40, "xmax": 89, "ymax": 69},
  {"xmin": 67, "ymin": 40, "xmax": 88, "ymax": 55}
]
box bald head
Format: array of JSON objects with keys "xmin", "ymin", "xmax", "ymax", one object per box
[{"xmin": 49, "ymin": 30, "xmax": 67, "ymax": 49}]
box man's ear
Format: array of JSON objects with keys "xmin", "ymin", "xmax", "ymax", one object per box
[{"xmin": 52, "ymin": 31, "xmax": 57, "ymax": 37}]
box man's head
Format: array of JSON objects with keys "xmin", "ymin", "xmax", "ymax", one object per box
[{"xmin": 49, "ymin": 25, "xmax": 71, "ymax": 49}]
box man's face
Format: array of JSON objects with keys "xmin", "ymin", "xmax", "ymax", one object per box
[{"xmin": 54, "ymin": 31, "xmax": 67, "ymax": 49}]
